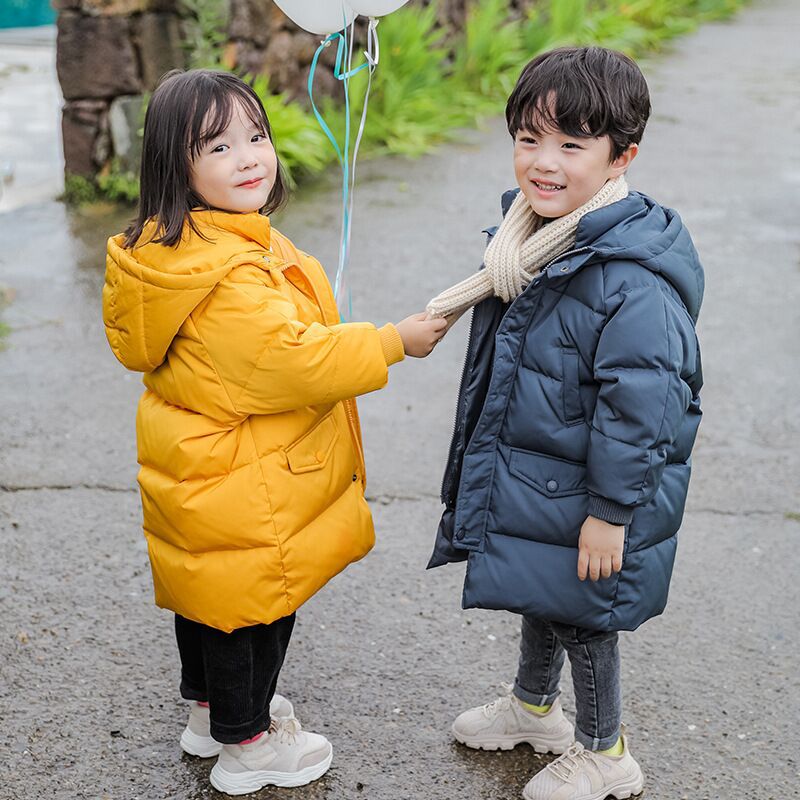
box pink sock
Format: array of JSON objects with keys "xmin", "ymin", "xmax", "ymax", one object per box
[
  {"xmin": 238, "ymin": 732, "xmax": 264, "ymax": 746},
  {"xmin": 196, "ymin": 701, "xmax": 209, "ymax": 708}
]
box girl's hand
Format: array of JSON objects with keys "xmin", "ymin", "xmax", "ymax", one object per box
[
  {"xmin": 395, "ymin": 313, "xmax": 448, "ymax": 358},
  {"xmin": 577, "ymin": 516, "xmax": 625, "ymax": 581}
]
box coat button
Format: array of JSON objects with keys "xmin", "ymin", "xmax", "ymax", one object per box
[
  {"xmin": 315, "ymin": 450, "xmax": 325, "ymax": 462},
  {"xmin": 352, "ymin": 473, "xmax": 358, "ymax": 482},
  {"xmin": 546, "ymin": 479, "xmax": 559, "ymax": 492},
  {"xmin": 455, "ymin": 529, "xmax": 465, "ymax": 541},
  {"xmin": 560, "ymin": 265, "xmax": 570, "ymax": 273}
]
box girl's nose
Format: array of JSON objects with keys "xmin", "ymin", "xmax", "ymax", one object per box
[{"xmin": 239, "ymin": 148, "xmax": 259, "ymax": 170}]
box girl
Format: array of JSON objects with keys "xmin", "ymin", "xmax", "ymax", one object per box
[{"xmin": 102, "ymin": 69, "xmax": 446, "ymax": 796}]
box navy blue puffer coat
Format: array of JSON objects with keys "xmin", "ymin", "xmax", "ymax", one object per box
[{"xmin": 429, "ymin": 190, "xmax": 704, "ymax": 632}]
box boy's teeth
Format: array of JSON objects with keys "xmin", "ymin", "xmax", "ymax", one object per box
[{"xmin": 535, "ymin": 181, "xmax": 564, "ymax": 191}]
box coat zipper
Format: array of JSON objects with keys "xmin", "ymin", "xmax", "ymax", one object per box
[{"xmin": 440, "ymin": 246, "xmax": 593, "ymax": 505}]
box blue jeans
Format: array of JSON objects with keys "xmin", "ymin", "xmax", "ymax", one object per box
[{"xmin": 513, "ymin": 616, "xmax": 621, "ymax": 751}]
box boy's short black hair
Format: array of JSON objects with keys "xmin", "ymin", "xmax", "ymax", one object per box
[
  {"xmin": 506, "ymin": 46, "xmax": 651, "ymax": 160},
  {"xmin": 124, "ymin": 69, "xmax": 288, "ymax": 249}
]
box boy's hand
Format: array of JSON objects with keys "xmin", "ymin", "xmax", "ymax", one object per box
[
  {"xmin": 577, "ymin": 516, "xmax": 625, "ymax": 581},
  {"xmin": 395, "ymin": 313, "xmax": 448, "ymax": 358}
]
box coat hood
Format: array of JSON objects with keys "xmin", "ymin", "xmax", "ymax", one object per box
[
  {"xmin": 561, "ymin": 191, "xmax": 704, "ymax": 321},
  {"xmin": 103, "ymin": 211, "xmax": 273, "ymax": 373}
]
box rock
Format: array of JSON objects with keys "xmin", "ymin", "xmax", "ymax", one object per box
[
  {"xmin": 57, "ymin": 12, "xmax": 141, "ymax": 100},
  {"xmin": 132, "ymin": 12, "xmax": 185, "ymax": 90},
  {"xmin": 229, "ymin": 0, "xmax": 275, "ymax": 47},
  {"xmin": 108, "ymin": 95, "xmax": 145, "ymax": 172},
  {"xmin": 62, "ymin": 99, "xmax": 108, "ymax": 175}
]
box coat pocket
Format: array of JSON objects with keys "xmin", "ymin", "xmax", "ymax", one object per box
[
  {"xmin": 285, "ymin": 412, "xmax": 339, "ymax": 474},
  {"xmin": 487, "ymin": 445, "xmax": 589, "ymax": 548},
  {"xmin": 561, "ymin": 347, "xmax": 584, "ymax": 424},
  {"xmin": 508, "ymin": 447, "xmax": 587, "ymax": 497}
]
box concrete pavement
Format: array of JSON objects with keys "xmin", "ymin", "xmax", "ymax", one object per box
[{"xmin": 1, "ymin": 1, "xmax": 798, "ymax": 797}]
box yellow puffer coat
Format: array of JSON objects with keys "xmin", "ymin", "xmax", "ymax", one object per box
[{"xmin": 103, "ymin": 210, "xmax": 404, "ymax": 632}]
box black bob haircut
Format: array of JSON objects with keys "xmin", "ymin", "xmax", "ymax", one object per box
[
  {"xmin": 124, "ymin": 69, "xmax": 288, "ymax": 249},
  {"xmin": 506, "ymin": 46, "xmax": 651, "ymax": 160}
]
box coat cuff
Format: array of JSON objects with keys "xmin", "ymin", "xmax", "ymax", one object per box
[
  {"xmin": 588, "ymin": 496, "xmax": 635, "ymax": 525},
  {"xmin": 378, "ymin": 323, "xmax": 405, "ymax": 366}
]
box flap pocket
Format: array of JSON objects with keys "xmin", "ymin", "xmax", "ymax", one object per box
[
  {"xmin": 508, "ymin": 447, "xmax": 586, "ymax": 497},
  {"xmin": 285, "ymin": 413, "xmax": 339, "ymax": 474}
]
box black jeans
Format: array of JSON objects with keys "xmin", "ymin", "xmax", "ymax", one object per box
[{"xmin": 174, "ymin": 612, "xmax": 296, "ymax": 744}]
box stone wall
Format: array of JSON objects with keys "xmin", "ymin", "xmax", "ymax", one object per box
[
  {"xmin": 56, "ymin": 0, "xmax": 185, "ymax": 177},
  {"xmin": 55, "ymin": 0, "xmax": 537, "ymax": 180}
]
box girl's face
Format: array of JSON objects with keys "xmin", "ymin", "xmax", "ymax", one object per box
[{"xmin": 189, "ymin": 102, "xmax": 278, "ymax": 214}]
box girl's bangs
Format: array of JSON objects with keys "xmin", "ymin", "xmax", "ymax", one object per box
[{"xmin": 188, "ymin": 80, "xmax": 269, "ymax": 158}]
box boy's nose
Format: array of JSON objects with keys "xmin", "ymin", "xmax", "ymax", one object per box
[{"xmin": 533, "ymin": 151, "xmax": 558, "ymax": 172}]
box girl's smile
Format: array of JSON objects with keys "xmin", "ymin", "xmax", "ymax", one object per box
[{"xmin": 189, "ymin": 103, "xmax": 278, "ymax": 213}]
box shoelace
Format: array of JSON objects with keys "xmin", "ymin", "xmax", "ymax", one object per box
[
  {"xmin": 481, "ymin": 682, "xmax": 516, "ymax": 719},
  {"xmin": 268, "ymin": 715, "xmax": 302, "ymax": 745},
  {"xmin": 547, "ymin": 742, "xmax": 590, "ymax": 781}
]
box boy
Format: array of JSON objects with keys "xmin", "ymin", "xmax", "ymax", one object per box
[{"xmin": 427, "ymin": 47, "xmax": 703, "ymax": 799}]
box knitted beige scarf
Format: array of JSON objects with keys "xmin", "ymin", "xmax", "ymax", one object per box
[{"xmin": 426, "ymin": 176, "xmax": 629, "ymax": 318}]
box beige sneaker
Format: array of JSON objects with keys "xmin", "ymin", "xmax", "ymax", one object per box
[
  {"xmin": 452, "ymin": 684, "xmax": 574, "ymax": 753},
  {"xmin": 179, "ymin": 694, "xmax": 295, "ymax": 758},
  {"xmin": 522, "ymin": 736, "xmax": 644, "ymax": 800},
  {"xmin": 209, "ymin": 717, "xmax": 332, "ymax": 795}
]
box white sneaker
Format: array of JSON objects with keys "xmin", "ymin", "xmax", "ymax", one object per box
[
  {"xmin": 522, "ymin": 736, "xmax": 644, "ymax": 800},
  {"xmin": 452, "ymin": 684, "xmax": 574, "ymax": 754},
  {"xmin": 209, "ymin": 717, "xmax": 333, "ymax": 795},
  {"xmin": 179, "ymin": 694, "xmax": 295, "ymax": 758}
]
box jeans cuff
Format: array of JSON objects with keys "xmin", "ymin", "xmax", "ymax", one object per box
[
  {"xmin": 513, "ymin": 679, "xmax": 560, "ymax": 707},
  {"xmin": 179, "ymin": 677, "xmax": 207, "ymax": 703},
  {"xmin": 210, "ymin": 706, "xmax": 272, "ymax": 745},
  {"xmin": 574, "ymin": 724, "xmax": 620, "ymax": 752}
]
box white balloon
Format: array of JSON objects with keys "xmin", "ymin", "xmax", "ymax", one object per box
[
  {"xmin": 273, "ymin": 0, "xmax": 357, "ymax": 35},
  {"xmin": 347, "ymin": 0, "xmax": 410, "ymax": 16}
]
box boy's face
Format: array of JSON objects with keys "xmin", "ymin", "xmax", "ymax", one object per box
[
  {"xmin": 190, "ymin": 102, "xmax": 277, "ymax": 214},
  {"xmin": 513, "ymin": 120, "xmax": 637, "ymax": 219}
]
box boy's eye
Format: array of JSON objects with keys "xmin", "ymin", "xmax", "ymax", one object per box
[
  {"xmin": 520, "ymin": 135, "xmax": 537, "ymax": 145},
  {"xmin": 252, "ymin": 133, "xmax": 267, "ymax": 143},
  {"xmin": 562, "ymin": 142, "xmax": 583, "ymax": 150},
  {"xmin": 211, "ymin": 143, "xmax": 228, "ymax": 153}
]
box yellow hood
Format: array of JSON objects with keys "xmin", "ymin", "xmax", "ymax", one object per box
[{"xmin": 103, "ymin": 211, "xmax": 273, "ymax": 373}]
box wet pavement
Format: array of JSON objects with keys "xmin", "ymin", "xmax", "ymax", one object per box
[{"xmin": 1, "ymin": 1, "xmax": 799, "ymax": 798}]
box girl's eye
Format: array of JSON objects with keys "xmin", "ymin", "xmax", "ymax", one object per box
[
  {"xmin": 211, "ymin": 144, "xmax": 228, "ymax": 153},
  {"xmin": 562, "ymin": 142, "xmax": 583, "ymax": 150},
  {"xmin": 252, "ymin": 133, "xmax": 267, "ymax": 143}
]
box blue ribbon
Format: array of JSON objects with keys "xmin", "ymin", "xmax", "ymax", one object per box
[{"xmin": 307, "ymin": 18, "xmax": 379, "ymax": 322}]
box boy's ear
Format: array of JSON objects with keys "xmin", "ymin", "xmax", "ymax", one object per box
[{"xmin": 609, "ymin": 144, "xmax": 639, "ymax": 177}]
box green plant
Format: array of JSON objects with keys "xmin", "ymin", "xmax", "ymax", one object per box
[
  {"xmin": 329, "ymin": 4, "xmax": 473, "ymax": 157},
  {"xmin": 97, "ymin": 161, "xmax": 140, "ymax": 204},
  {"xmin": 62, "ymin": 173, "xmax": 99, "ymax": 205},
  {"xmin": 452, "ymin": 0, "xmax": 525, "ymax": 104},
  {"xmin": 0, "ymin": 284, "xmax": 14, "ymax": 350},
  {"xmin": 182, "ymin": 0, "xmax": 230, "ymax": 69}
]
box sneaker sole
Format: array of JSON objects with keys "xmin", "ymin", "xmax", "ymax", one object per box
[
  {"xmin": 209, "ymin": 747, "xmax": 333, "ymax": 794},
  {"xmin": 522, "ymin": 769, "xmax": 644, "ymax": 800},
  {"xmin": 179, "ymin": 727, "xmax": 222, "ymax": 759},
  {"xmin": 452, "ymin": 725, "xmax": 574, "ymax": 755}
]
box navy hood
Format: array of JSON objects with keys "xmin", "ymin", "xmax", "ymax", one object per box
[{"xmin": 569, "ymin": 191, "xmax": 703, "ymax": 321}]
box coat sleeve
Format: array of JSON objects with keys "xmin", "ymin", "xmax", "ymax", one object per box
[
  {"xmin": 586, "ymin": 282, "xmax": 696, "ymax": 524},
  {"xmin": 197, "ymin": 281, "xmax": 405, "ymax": 416}
]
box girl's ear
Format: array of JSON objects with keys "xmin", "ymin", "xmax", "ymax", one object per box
[{"xmin": 609, "ymin": 143, "xmax": 639, "ymax": 176}]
